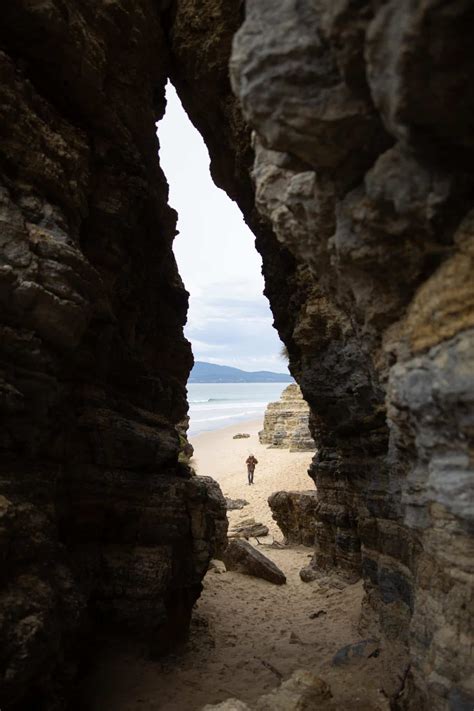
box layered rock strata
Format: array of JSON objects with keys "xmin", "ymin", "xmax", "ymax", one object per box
[
  {"xmin": 268, "ymin": 491, "xmax": 318, "ymax": 547},
  {"xmin": 229, "ymin": 519, "xmax": 269, "ymax": 540},
  {"xmin": 231, "ymin": 2, "xmax": 474, "ymax": 708},
  {"xmin": 1, "ymin": 1, "xmax": 473, "ymax": 710},
  {"xmin": 259, "ymin": 383, "xmax": 315, "ymax": 451},
  {"xmin": 0, "ymin": 3, "xmax": 227, "ymax": 709}
]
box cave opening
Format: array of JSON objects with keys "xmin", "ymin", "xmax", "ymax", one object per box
[
  {"xmin": 158, "ymin": 81, "xmax": 291, "ymax": 433},
  {"xmin": 157, "ymin": 75, "xmax": 316, "ymax": 443},
  {"xmin": 76, "ymin": 82, "xmax": 339, "ymax": 709},
  {"xmin": 2, "ymin": 2, "xmax": 472, "ymax": 709}
]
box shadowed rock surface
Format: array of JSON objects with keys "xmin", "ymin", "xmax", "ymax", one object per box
[
  {"xmin": 268, "ymin": 491, "xmax": 318, "ymax": 547},
  {"xmin": 259, "ymin": 384, "xmax": 315, "ymax": 451},
  {"xmin": 332, "ymin": 639, "xmax": 380, "ymax": 668},
  {"xmin": 299, "ymin": 565, "xmax": 320, "ymax": 584},
  {"xmin": 231, "ymin": 2, "xmax": 474, "ymax": 707},
  {"xmin": 222, "ymin": 540, "xmax": 286, "ymax": 586},
  {"xmin": 0, "ymin": 1, "xmax": 473, "ymax": 709},
  {"xmin": 0, "ymin": 3, "xmax": 229, "ymax": 709}
]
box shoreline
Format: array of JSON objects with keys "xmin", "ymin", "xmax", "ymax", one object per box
[
  {"xmin": 189, "ymin": 416, "xmax": 263, "ymax": 446},
  {"xmin": 187, "ymin": 381, "xmax": 290, "ymax": 439},
  {"xmin": 190, "ymin": 416, "xmax": 315, "ymax": 540}
]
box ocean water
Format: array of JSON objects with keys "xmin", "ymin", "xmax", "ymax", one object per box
[{"xmin": 187, "ymin": 382, "xmax": 291, "ymax": 437}]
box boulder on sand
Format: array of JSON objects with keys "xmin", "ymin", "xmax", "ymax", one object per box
[
  {"xmin": 268, "ymin": 490, "xmax": 318, "ymax": 546},
  {"xmin": 225, "ymin": 498, "xmax": 249, "ymax": 511},
  {"xmin": 299, "ymin": 565, "xmax": 319, "ymax": 583},
  {"xmin": 229, "ymin": 518, "xmax": 269, "ymax": 539},
  {"xmin": 223, "ymin": 539, "xmax": 286, "ymax": 585}
]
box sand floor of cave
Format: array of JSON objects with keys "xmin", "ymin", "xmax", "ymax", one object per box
[{"xmin": 79, "ymin": 422, "xmax": 405, "ymax": 710}]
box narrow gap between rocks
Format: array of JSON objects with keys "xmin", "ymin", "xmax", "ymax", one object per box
[{"xmin": 77, "ymin": 84, "xmax": 404, "ymax": 711}]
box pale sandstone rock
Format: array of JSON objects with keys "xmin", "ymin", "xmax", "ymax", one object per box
[
  {"xmin": 202, "ymin": 700, "xmax": 250, "ymax": 711},
  {"xmin": 259, "ymin": 384, "xmax": 315, "ymax": 452},
  {"xmin": 202, "ymin": 670, "xmax": 331, "ymax": 711},
  {"xmin": 208, "ymin": 559, "xmax": 226, "ymax": 574},
  {"xmin": 255, "ymin": 670, "xmax": 331, "ymax": 711}
]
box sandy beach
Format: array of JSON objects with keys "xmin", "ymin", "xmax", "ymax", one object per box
[
  {"xmin": 190, "ymin": 418, "xmax": 315, "ymax": 539},
  {"xmin": 81, "ymin": 418, "xmax": 404, "ymax": 711}
]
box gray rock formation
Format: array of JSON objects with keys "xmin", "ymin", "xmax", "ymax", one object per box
[
  {"xmin": 299, "ymin": 565, "xmax": 320, "ymax": 584},
  {"xmin": 229, "ymin": 519, "xmax": 269, "ymax": 540},
  {"xmin": 223, "ymin": 540, "xmax": 286, "ymax": 585},
  {"xmin": 268, "ymin": 491, "xmax": 318, "ymax": 546},
  {"xmin": 0, "ymin": 4, "xmax": 229, "ymax": 708},
  {"xmin": 225, "ymin": 498, "xmax": 249, "ymax": 511},
  {"xmin": 259, "ymin": 384, "xmax": 315, "ymax": 451},
  {"xmin": 1, "ymin": 1, "xmax": 473, "ymax": 709},
  {"xmin": 332, "ymin": 639, "xmax": 380, "ymax": 668},
  {"xmin": 231, "ymin": 2, "xmax": 474, "ymax": 707}
]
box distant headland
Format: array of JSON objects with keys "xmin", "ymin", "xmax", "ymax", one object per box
[{"xmin": 189, "ymin": 361, "xmax": 293, "ymax": 383}]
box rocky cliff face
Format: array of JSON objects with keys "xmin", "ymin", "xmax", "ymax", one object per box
[
  {"xmin": 259, "ymin": 383, "xmax": 315, "ymax": 451},
  {"xmin": 0, "ymin": 3, "xmax": 227, "ymax": 709},
  {"xmin": 1, "ymin": 2, "xmax": 473, "ymax": 710},
  {"xmin": 268, "ymin": 491, "xmax": 318, "ymax": 547},
  {"xmin": 231, "ymin": 2, "xmax": 474, "ymax": 708}
]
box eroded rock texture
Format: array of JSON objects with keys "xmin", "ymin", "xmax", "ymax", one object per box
[
  {"xmin": 0, "ymin": 3, "xmax": 227, "ymax": 709},
  {"xmin": 1, "ymin": 1, "xmax": 473, "ymax": 710},
  {"xmin": 259, "ymin": 383, "xmax": 315, "ymax": 451},
  {"xmin": 268, "ymin": 491, "xmax": 318, "ymax": 547},
  {"xmin": 231, "ymin": 2, "xmax": 474, "ymax": 708},
  {"xmin": 222, "ymin": 539, "xmax": 286, "ymax": 586}
]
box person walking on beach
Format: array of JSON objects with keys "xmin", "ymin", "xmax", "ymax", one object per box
[{"xmin": 246, "ymin": 454, "xmax": 258, "ymax": 485}]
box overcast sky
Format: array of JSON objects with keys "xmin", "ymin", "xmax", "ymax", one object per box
[{"xmin": 158, "ymin": 83, "xmax": 288, "ymax": 374}]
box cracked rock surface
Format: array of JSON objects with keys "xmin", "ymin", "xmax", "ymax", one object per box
[
  {"xmin": 0, "ymin": 3, "xmax": 227, "ymax": 708},
  {"xmin": 0, "ymin": 1, "xmax": 473, "ymax": 709},
  {"xmin": 231, "ymin": 1, "xmax": 474, "ymax": 708},
  {"xmin": 259, "ymin": 383, "xmax": 315, "ymax": 452}
]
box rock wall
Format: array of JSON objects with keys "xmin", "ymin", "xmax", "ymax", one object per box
[
  {"xmin": 259, "ymin": 383, "xmax": 315, "ymax": 451},
  {"xmin": 0, "ymin": 3, "xmax": 227, "ymax": 709},
  {"xmin": 1, "ymin": 1, "xmax": 473, "ymax": 709},
  {"xmin": 231, "ymin": 2, "xmax": 474, "ymax": 708},
  {"xmin": 268, "ymin": 491, "xmax": 318, "ymax": 547}
]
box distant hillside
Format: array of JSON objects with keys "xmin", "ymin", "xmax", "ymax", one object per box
[{"xmin": 189, "ymin": 361, "xmax": 293, "ymax": 383}]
